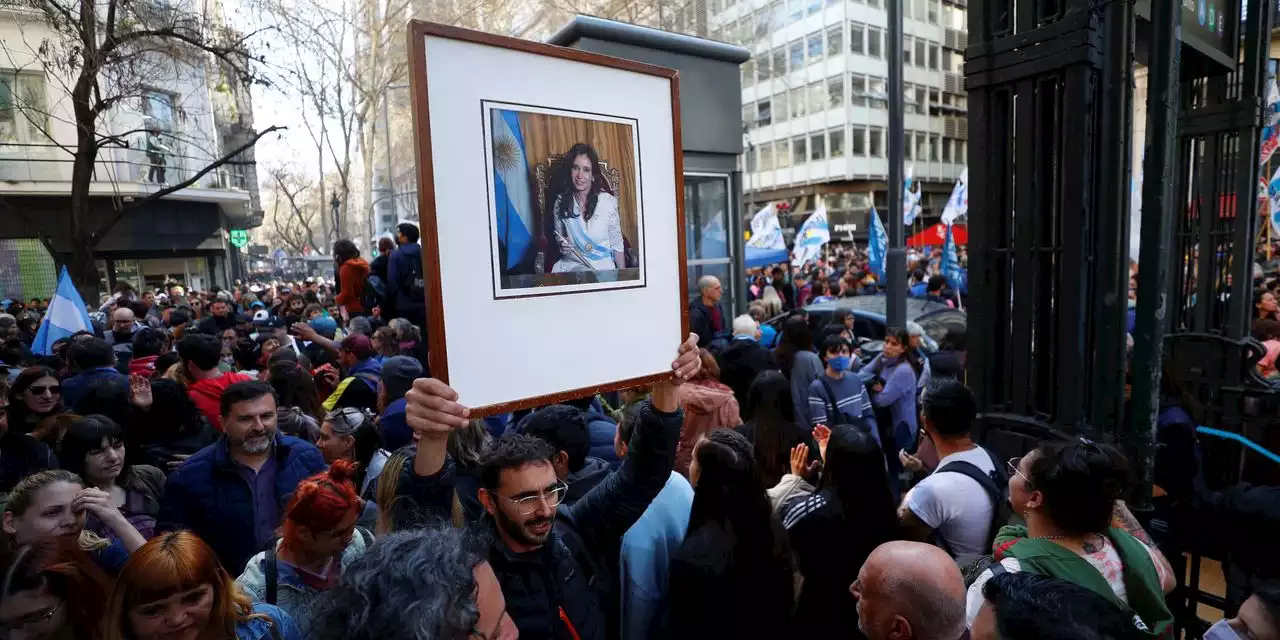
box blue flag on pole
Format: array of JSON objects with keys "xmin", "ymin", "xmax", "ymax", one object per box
[
  {"xmin": 491, "ymin": 110, "xmax": 535, "ymax": 270},
  {"xmin": 868, "ymin": 204, "xmax": 887, "ymax": 279},
  {"xmin": 941, "ymin": 224, "xmax": 965, "ymax": 290},
  {"xmin": 31, "ymin": 266, "xmax": 92, "ymax": 355}
]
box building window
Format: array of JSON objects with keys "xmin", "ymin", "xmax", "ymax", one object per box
[
  {"xmin": 904, "ymin": 130, "xmax": 914, "ymax": 160},
  {"xmin": 916, "ymin": 132, "xmax": 929, "ymax": 162},
  {"xmin": 915, "ymin": 39, "xmax": 927, "ymax": 68},
  {"xmin": 775, "ymin": 92, "xmax": 790, "ymax": 123},
  {"xmin": 903, "ymin": 36, "xmax": 913, "ymax": 66},
  {"xmin": 742, "ymin": 104, "xmax": 753, "ymax": 127},
  {"xmin": 827, "ymin": 24, "xmax": 843, "ymax": 56},
  {"xmin": 869, "ymin": 127, "xmax": 884, "ymax": 157},
  {"xmin": 792, "ymin": 136, "xmax": 807, "ymax": 165},
  {"xmin": 747, "ymin": 145, "xmax": 758, "ymax": 172},
  {"xmin": 758, "ymin": 55, "xmax": 771, "ymax": 81},
  {"xmin": 790, "ymin": 87, "xmax": 807, "ymax": 118},
  {"xmin": 928, "ymin": 0, "xmax": 939, "ymax": 24},
  {"xmin": 0, "ymin": 71, "xmax": 48, "ymax": 144},
  {"xmin": 771, "ymin": 48, "xmax": 786, "ymax": 79},
  {"xmin": 868, "ymin": 76, "xmax": 888, "ymax": 109},
  {"xmin": 851, "ymin": 126, "xmax": 866, "ymax": 155},
  {"xmin": 788, "ymin": 0, "xmax": 804, "ymax": 22},
  {"xmin": 743, "ymin": 59, "xmax": 755, "ymax": 87},
  {"xmin": 828, "ymin": 75, "xmax": 844, "ymax": 108},
  {"xmin": 808, "ymin": 82, "xmax": 825, "ymax": 114},
  {"xmin": 807, "ymin": 0, "xmax": 822, "ymax": 14},
  {"xmin": 915, "ymin": 86, "xmax": 927, "ymax": 114},
  {"xmin": 929, "ymin": 43, "xmax": 940, "ymax": 70},
  {"xmin": 851, "ymin": 74, "xmax": 867, "ymax": 106},
  {"xmin": 942, "ymin": 137, "xmax": 953, "ymax": 163},
  {"xmin": 930, "ymin": 134, "xmax": 940, "ymax": 162},
  {"xmin": 757, "ymin": 99, "xmax": 772, "ymax": 126},
  {"xmin": 867, "ymin": 27, "xmax": 882, "ymax": 58},
  {"xmin": 777, "ymin": 138, "xmax": 793, "ymax": 168},
  {"xmin": 760, "ymin": 141, "xmax": 775, "ymax": 170},
  {"xmin": 830, "ymin": 127, "xmax": 845, "ymax": 157},
  {"xmin": 956, "ymin": 140, "xmax": 967, "ymax": 164},
  {"xmin": 808, "ymin": 33, "xmax": 824, "ymax": 63},
  {"xmin": 142, "ymin": 90, "xmax": 177, "ymax": 132},
  {"xmin": 850, "ymin": 22, "xmax": 864, "ymax": 55},
  {"xmin": 810, "ymin": 132, "xmax": 826, "ymax": 160},
  {"xmin": 789, "ymin": 40, "xmax": 804, "ymax": 71},
  {"xmin": 866, "ymin": 0, "xmax": 879, "ymax": 8}
]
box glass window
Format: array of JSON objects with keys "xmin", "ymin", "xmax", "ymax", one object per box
[
  {"xmin": 808, "ymin": 82, "xmax": 825, "ymax": 113},
  {"xmin": 928, "ymin": 0, "xmax": 939, "ymax": 24},
  {"xmin": 903, "ymin": 36, "xmax": 913, "ymax": 66},
  {"xmin": 0, "ymin": 72, "xmax": 49, "ymax": 144},
  {"xmin": 850, "ymin": 22, "xmax": 864, "ymax": 54},
  {"xmin": 757, "ymin": 99, "xmax": 772, "ymax": 125},
  {"xmin": 851, "ymin": 126, "xmax": 866, "ymax": 155},
  {"xmin": 916, "ymin": 132, "xmax": 929, "ymax": 161},
  {"xmin": 904, "ymin": 131, "xmax": 914, "ymax": 160},
  {"xmin": 869, "ymin": 127, "xmax": 884, "ymax": 156},
  {"xmin": 829, "ymin": 128, "xmax": 845, "ymax": 157},
  {"xmin": 828, "ymin": 75, "xmax": 844, "ymax": 108},
  {"xmin": 915, "ymin": 86, "xmax": 927, "ymax": 114},
  {"xmin": 869, "ymin": 76, "xmax": 888, "ymax": 109},
  {"xmin": 771, "ymin": 48, "xmax": 786, "ymax": 78},
  {"xmin": 747, "ymin": 145, "xmax": 758, "ymax": 171},
  {"xmin": 685, "ymin": 175, "xmax": 731, "ymax": 261},
  {"xmin": 789, "ymin": 87, "xmax": 806, "ymax": 118},
  {"xmin": 743, "ymin": 59, "xmax": 755, "ymax": 87},
  {"xmin": 743, "ymin": 104, "xmax": 753, "ymax": 126},
  {"xmin": 758, "ymin": 55, "xmax": 771, "ymax": 81},
  {"xmin": 942, "ymin": 137, "xmax": 953, "ymax": 163},
  {"xmin": 142, "ymin": 90, "xmax": 176, "ymax": 132},
  {"xmin": 788, "ymin": 0, "xmax": 804, "ymax": 22},
  {"xmin": 867, "ymin": 27, "xmax": 882, "ymax": 58},
  {"xmin": 930, "ymin": 88, "xmax": 941, "ymax": 107},
  {"xmin": 760, "ymin": 141, "xmax": 775, "ymax": 170},
  {"xmin": 866, "ymin": 0, "xmax": 879, "ymax": 7},
  {"xmin": 930, "ymin": 134, "xmax": 940, "ymax": 162},
  {"xmin": 792, "ymin": 136, "xmax": 807, "ymax": 165},
  {"xmin": 827, "ymin": 25, "xmax": 843, "ymax": 56},
  {"xmin": 956, "ymin": 139, "xmax": 967, "ymax": 164},
  {"xmin": 808, "ymin": 33, "xmax": 824, "ymax": 62},
  {"xmin": 777, "ymin": 138, "xmax": 793, "ymax": 168},
  {"xmin": 775, "ymin": 91, "xmax": 790, "ymax": 123},
  {"xmin": 851, "ymin": 74, "xmax": 867, "ymax": 106},
  {"xmin": 914, "ymin": 38, "xmax": 927, "ymax": 68},
  {"xmin": 789, "ymin": 41, "xmax": 804, "ymax": 71},
  {"xmin": 929, "ymin": 43, "xmax": 940, "ymax": 70},
  {"xmin": 912, "ymin": 0, "xmax": 925, "ymax": 21},
  {"xmin": 686, "ymin": 263, "xmax": 734, "ymax": 306},
  {"xmin": 808, "ymin": 0, "xmax": 822, "ymax": 14},
  {"xmin": 810, "ymin": 133, "xmax": 825, "ymax": 160}
]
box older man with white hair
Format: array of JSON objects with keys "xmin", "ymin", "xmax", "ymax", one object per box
[
  {"xmin": 688, "ymin": 275, "xmax": 728, "ymax": 351},
  {"xmin": 716, "ymin": 313, "xmax": 777, "ymax": 420}
]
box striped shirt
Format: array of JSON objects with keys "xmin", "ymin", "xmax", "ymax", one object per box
[{"xmin": 807, "ymin": 372, "xmax": 874, "ymax": 431}]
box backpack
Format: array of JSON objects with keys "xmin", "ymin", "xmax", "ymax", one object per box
[
  {"xmin": 265, "ymin": 527, "xmax": 372, "ymax": 605},
  {"xmin": 818, "ymin": 377, "xmax": 875, "ymax": 435},
  {"xmin": 362, "ymin": 274, "xmax": 386, "ymax": 310},
  {"xmin": 934, "ymin": 446, "xmax": 1015, "ymax": 555}
]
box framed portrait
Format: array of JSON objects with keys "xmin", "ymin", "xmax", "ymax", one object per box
[{"xmin": 408, "ymin": 21, "xmax": 688, "ymax": 415}]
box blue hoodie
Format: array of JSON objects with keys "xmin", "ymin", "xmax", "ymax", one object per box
[{"xmin": 386, "ymin": 242, "xmax": 425, "ymax": 316}]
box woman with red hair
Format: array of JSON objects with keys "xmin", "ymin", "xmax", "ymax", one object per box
[
  {"xmin": 100, "ymin": 531, "xmax": 301, "ymax": 640},
  {"xmin": 0, "ymin": 538, "xmax": 111, "ymax": 640},
  {"xmin": 235, "ymin": 459, "xmax": 371, "ymax": 627}
]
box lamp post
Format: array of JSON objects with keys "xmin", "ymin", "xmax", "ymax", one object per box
[{"xmin": 330, "ymin": 194, "xmax": 341, "ymax": 245}]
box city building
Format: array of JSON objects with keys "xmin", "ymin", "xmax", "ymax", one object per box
[
  {"xmin": 707, "ymin": 0, "xmax": 968, "ymax": 242},
  {"xmin": 0, "ymin": 0, "xmax": 264, "ymax": 299}
]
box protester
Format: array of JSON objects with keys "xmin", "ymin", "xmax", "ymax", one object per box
[
  {"xmin": 615, "ymin": 401, "xmax": 694, "ymax": 640},
  {"xmin": 236, "ymin": 460, "xmax": 370, "ymax": 630},
  {"xmin": 394, "ymin": 334, "xmax": 698, "ymax": 639},
  {"xmin": 130, "ymin": 378, "xmax": 218, "ymax": 473},
  {"xmin": 322, "ymin": 334, "xmax": 382, "ymax": 412},
  {"xmin": 375, "ymin": 355, "xmax": 421, "ymax": 452},
  {"xmin": 58, "ymin": 415, "xmax": 166, "ymax": 543},
  {"xmin": 370, "ymin": 327, "xmax": 398, "ymax": 359},
  {"xmin": 158, "ymin": 381, "xmax": 326, "ymax": 574},
  {"xmin": 7, "ymin": 367, "xmax": 64, "ymax": 435},
  {"xmin": 1206, "ymin": 581, "xmax": 1280, "ymax": 640},
  {"xmin": 853, "ymin": 541, "xmax": 970, "ymax": 640},
  {"xmin": 809, "ymin": 333, "xmax": 876, "ymax": 430},
  {"xmin": 178, "ymin": 333, "xmax": 253, "ymax": 431},
  {"xmin": 333, "ymin": 239, "xmax": 370, "ymax": 319},
  {"xmin": 316, "ymin": 407, "xmax": 388, "ymax": 496},
  {"xmin": 0, "ymin": 539, "xmax": 112, "ymax": 640},
  {"xmin": 385, "ymin": 223, "xmax": 426, "ymax": 326},
  {"xmin": 2, "ymin": 469, "xmax": 145, "ymax": 572},
  {"xmin": 675, "ymin": 350, "xmax": 742, "ymax": 476},
  {"xmin": 515, "ymin": 404, "xmax": 612, "ymax": 504},
  {"xmin": 0, "ymin": 380, "xmax": 59, "ymax": 497},
  {"xmin": 735, "ymin": 370, "xmax": 819, "ymax": 490},
  {"xmin": 667, "ymin": 428, "xmax": 794, "ymax": 639},
  {"xmin": 689, "ymin": 275, "xmax": 728, "ymax": 350},
  {"xmin": 62, "ymin": 338, "xmax": 126, "ymax": 409},
  {"xmin": 562, "ymin": 395, "xmax": 620, "ymax": 465},
  {"xmin": 101, "ymin": 531, "xmax": 303, "ymax": 640},
  {"xmin": 747, "ymin": 301, "xmax": 780, "ymax": 347},
  {"xmin": 971, "ymin": 570, "xmax": 1152, "ymax": 640},
  {"xmin": 774, "ymin": 315, "xmax": 824, "ymax": 426},
  {"xmin": 965, "ymin": 440, "xmax": 1176, "ymax": 633},
  {"xmin": 105, "ymin": 307, "xmax": 142, "ymax": 363},
  {"xmin": 195, "ymin": 297, "xmax": 237, "ymax": 336},
  {"xmin": 305, "ymin": 526, "xmax": 516, "ymax": 640},
  {"xmin": 267, "ymin": 361, "xmax": 324, "ymax": 426},
  {"xmin": 718, "ymin": 314, "xmax": 777, "ymax": 418},
  {"xmin": 862, "ymin": 327, "xmax": 922, "ymax": 469},
  {"xmin": 127, "ymin": 328, "xmax": 166, "ymax": 378},
  {"xmin": 1257, "ymin": 289, "xmax": 1279, "ymax": 323}
]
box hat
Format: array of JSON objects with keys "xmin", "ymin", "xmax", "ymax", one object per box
[
  {"xmin": 906, "ymin": 321, "xmax": 925, "ymax": 337},
  {"xmin": 309, "ymin": 315, "xmax": 338, "ymax": 340},
  {"xmin": 249, "ymin": 300, "xmax": 265, "ymax": 309},
  {"xmin": 0, "ymin": 314, "xmax": 14, "ymax": 329},
  {"xmin": 252, "ymin": 309, "xmax": 271, "ymax": 324},
  {"xmin": 381, "ymin": 356, "xmax": 422, "ymax": 400},
  {"xmin": 340, "ymin": 333, "xmax": 374, "ymax": 359}
]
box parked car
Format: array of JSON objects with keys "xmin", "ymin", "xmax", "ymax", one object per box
[{"xmin": 767, "ymin": 295, "xmax": 967, "ymax": 357}]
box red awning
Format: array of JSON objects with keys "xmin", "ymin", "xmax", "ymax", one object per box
[{"xmin": 907, "ymin": 223, "xmax": 968, "ymax": 247}]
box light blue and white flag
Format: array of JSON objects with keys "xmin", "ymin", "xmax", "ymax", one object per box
[
  {"xmin": 32, "ymin": 266, "xmax": 91, "ymax": 355},
  {"xmin": 942, "ymin": 224, "xmax": 965, "ymax": 290},
  {"xmin": 490, "ymin": 110, "xmax": 535, "ymax": 271},
  {"xmin": 746, "ymin": 203, "xmax": 789, "ymax": 268},
  {"xmin": 902, "ymin": 166, "xmax": 922, "ymax": 226},
  {"xmin": 868, "ymin": 202, "xmax": 887, "ymax": 279},
  {"xmin": 941, "ymin": 168, "xmax": 969, "ymax": 226},
  {"xmin": 791, "ymin": 204, "xmax": 830, "ymax": 267},
  {"xmin": 1262, "ymin": 81, "xmax": 1280, "ymax": 166},
  {"xmin": 1267, "ymin": 165, "xmax": 1280, "ymax": 238}
]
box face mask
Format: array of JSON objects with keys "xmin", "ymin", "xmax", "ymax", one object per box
[
  {"xmin": 828, "ymin": 355, "xmax": 851, "ymax": 371},
  {"xmin": 1202, "ymin": 620, "xmax": 1243, "ymax": 640}
]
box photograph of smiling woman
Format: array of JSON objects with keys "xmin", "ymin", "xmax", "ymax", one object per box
[{"xmin": 544, "ymin": 142, "xmax": 625, "ymax": 273}]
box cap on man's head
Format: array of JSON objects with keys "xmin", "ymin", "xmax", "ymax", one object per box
[
  {"xmin": 341, "ymin": 333, "xmax": 374, "ymax": 360},
  {"xmin": 380, "ymin": 355, "xmax": 422, "ymax": 400},
  {"xmin": 252, "ymin": 309, "xmax": 271, "ymax": 324},
  {"xmin": 309, "ymin": 315, "xmax": 338, "ymax": 340}
]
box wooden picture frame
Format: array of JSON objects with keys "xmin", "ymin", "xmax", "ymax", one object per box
[{"xmin": 407, "ymin": 20, "xmax": 689, "ymax": 417}]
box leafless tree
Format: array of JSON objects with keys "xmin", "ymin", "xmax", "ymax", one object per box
[{"xmin": 264, "ymin": 164, "xmax": 319, "ymax": 255}]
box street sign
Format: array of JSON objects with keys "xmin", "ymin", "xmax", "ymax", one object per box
[
  {"xmin": 1136, "ymin": 0, "xmax": 1241, "ymax": 71},
  {"xmin": 229, "ymin": 229, "xmax": 249, "ymax": 248}
]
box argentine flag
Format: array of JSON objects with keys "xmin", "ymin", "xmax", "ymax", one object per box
[
  {"xmin": 868, "ymin": 203, "xmax": 887, "ymax": 279},
  {"xmin": 491, "ymin": 110, "xmax": 535, "ymax": 271},
  {"xmin": 941, "ymin": 168, "xmax": 968, "ymax": 226},
  {"xmin": 32, "ymin": 266, "xmax": 92, "ymax": 355},
  {"xmin": 942, "ymin": 224, "xmax": 965, "ymax": 290}
]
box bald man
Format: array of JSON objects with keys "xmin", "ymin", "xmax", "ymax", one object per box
[
  {"xmin": 852, "ymin": 541, "xmax": 969, "ymax": 640},
  {"xmin": 689, "ymin": 275, "xmax": 727, "ymax": 349}
]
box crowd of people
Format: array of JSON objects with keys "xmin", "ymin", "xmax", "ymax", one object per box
[{"xmin": 0, "ymin": 226, "xmax": 1273, "ymax": 640}]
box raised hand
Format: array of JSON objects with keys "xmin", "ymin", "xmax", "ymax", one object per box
[
  {"xmin": 813, "ymin": 424, "xmax": 832, "ymax": 462},
  {"xmin": 405, "ymin": 378, "xmax": 470, "ymax": 440},
  {"xmin": 790, "ymin": 443, "xmax": 821, "ymax": 478},
  {"xmin": 128, "ymin": 374, "xmax": 152, "ymax": 411}
]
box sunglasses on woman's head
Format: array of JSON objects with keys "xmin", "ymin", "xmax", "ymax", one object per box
[{"xmin": 28, "ymin": 385, "xmax": 60, "ymax": 396}]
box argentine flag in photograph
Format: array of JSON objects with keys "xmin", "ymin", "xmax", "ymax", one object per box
[
  {"xmin": 32, "ymin": 266, "xmax": 92, "ymax": 355},
  {"xmin": 491, "ymin": 110, "xmax": 535, "ymax": 271}
]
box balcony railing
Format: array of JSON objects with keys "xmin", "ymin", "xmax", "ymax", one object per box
[{"xmin": 0, "ymin": 141, "xmax": 249, "ymax": 192}]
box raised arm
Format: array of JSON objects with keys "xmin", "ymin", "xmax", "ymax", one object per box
[
  {"xmin": 871, "ymin": 363, "xmax": 914, "ymax": 408},
  {"xmin": 564, "ymin": 335, "xmax": 700, "ymax": 555}
]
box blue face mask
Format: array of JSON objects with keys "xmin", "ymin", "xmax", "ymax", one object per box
[{"xmin": 828, "ymin": 355, "xmax": 851, "ymax": 371}]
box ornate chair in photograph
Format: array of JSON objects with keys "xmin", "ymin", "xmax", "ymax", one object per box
[{"xmin": 534, "ymin": 154, "xmax": 637, "ymax": 272}]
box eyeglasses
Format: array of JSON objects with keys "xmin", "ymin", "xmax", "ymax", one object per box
[
  {"xmin": 0, "ymin": 601, "xmax": 61, "ymax": 633},
  {"xmin": 1008, "ymin": 457, "xmax": 1032, "ymax": 487},
  {"xmin": 27, "ymin": 385, "xmax": 60, "ymax": 396},
  {"xmin": 498, "ymin": 481, "xmax": 569, "ymax": 515}
]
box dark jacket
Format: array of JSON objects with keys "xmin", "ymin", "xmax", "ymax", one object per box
[
  {"xmin": 387, "ymin": 401, "xmax": 682, "ymax": 640},
  {"xmin": 717, "ymin": 337, "xmax": 778, "ymax": 419},
  {"xmin": 62, "ymin": 366, "xmax": 127, "ymax": 410},
  {"xmin": 157, "ymin": 433, "xmax": 326, "ymax": 574},
  {"xmin": 196, "ymin": 314, "xmax": 236, "ymax": 336},
  {"xmin": 0, "ymin": 432, "xmax": 57, "ymax": 499},
  {"xmin": 386, "ymin": 242, "xmax": 425, "ymax": 319},
  {"xmin": 688, "ymin": 299, "xmax": 727, "ymax": 349},
  {"xmin": 583, "ymin": 409, "xmax": 619, "ymax": 466},
  {"xmin": 564, "ymin": 457, "xmax": 612, "ymax": 505}
]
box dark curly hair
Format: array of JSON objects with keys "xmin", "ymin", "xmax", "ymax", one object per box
[
  {"xmin": 479, "ymin": 433, "xmax": 556, "ymax": 491},
  {"xmin": 1028, "ymin": 439, "xmax": 1133, "ymax": 537},
  {"xmin": 548, "ymin": 143, "xmax": 613, "ymax": 224}
]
